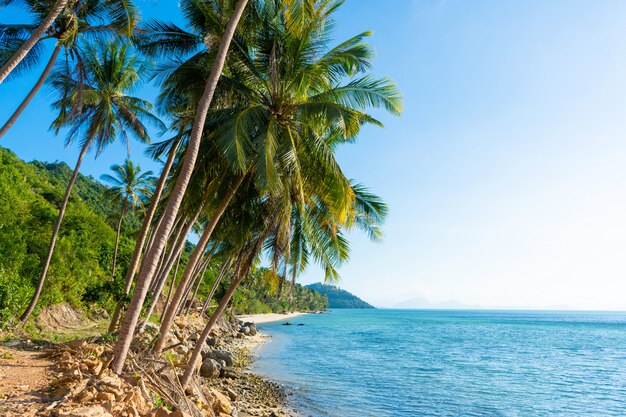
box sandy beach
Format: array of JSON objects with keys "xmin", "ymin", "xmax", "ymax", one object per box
[{"xmin": 237, "ymin": 311, "xmax": 309, "ymax": 324}]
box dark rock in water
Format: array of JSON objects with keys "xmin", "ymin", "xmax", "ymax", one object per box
[
  {"xmin": 283, "ymin": 322, "xmax": 293, "ymax": 326},
  {"xmin": 200, "ymin": 358, "xmax": 221, "ymax": 379},
  {"xmin": 297, "ymin": 323, "xmax": 304, "ymax": 326}
]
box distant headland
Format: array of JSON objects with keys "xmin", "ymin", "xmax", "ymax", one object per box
[{"xmin": 307, "ymin": 283, "xmax": 375, "ymax": 309}]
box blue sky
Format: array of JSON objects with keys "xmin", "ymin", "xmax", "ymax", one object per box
[{"xmin": 3, "ymin": 0, "xmax": 626, "ymax": 309}]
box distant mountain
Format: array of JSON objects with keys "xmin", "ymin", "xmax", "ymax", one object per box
[
  {"xmin": 307, "ymin": 283, "xmax": 375, "ymax": 309},
  {"xmin": 394, "ymin": 296, "xmax": 480, "ymax": 310}
]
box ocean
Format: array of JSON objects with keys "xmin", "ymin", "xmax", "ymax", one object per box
[{"xmin": 252, "ymin": 309, "xmax": 626, "ymax": 417}]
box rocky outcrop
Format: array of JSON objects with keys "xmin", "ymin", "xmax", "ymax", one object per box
[
  {"xmin": 23, "ymin": 312, "xmax": 292, "ymax": 417},
  {"xmin": 200, "ymin": 358, "xmax": 221, "ymax": 379},
  {"xmin": 202, "ymin": 349, "xmax": 235, "ymax": 367}
]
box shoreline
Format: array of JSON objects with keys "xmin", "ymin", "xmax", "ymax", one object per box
[
  {"xmin": 234, "ymin": 313, "xmax": 308, "ymax": 416},
  {"xmin": 0, "ymin": 313, "xmax": 304, "ymax": 417},
  {"xmin": 237, "ymin": 311, "xmax": 310, "ymax": 324}
]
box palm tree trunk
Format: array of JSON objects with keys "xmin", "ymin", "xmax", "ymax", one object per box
[
  {"xmin": 0, "ymin": 42, "xmax": 62, "ymax": 138},
  {"xmin": 181, "ymin": 273, "xmax": 244, "ymax": 387},
  {"xmin": 176, "ymin": 264, "xmax": 201, "ymax": 317},
  {"xmin": 111, "ymin": 200, "xmax": 128, "ymax": 278},
  {"xmin": 144, "ymin": 212, "xmax": 163, "ymax": 258},
  {"xmin": 108, "ymin": 215, "xmax": 173, "ymax": 334},
  {"xmin": 139, "ymin": 214, "xmax": 197, "ymax": 332},
  {"xmin": 149, "ymin": 222, "xmax": 182, "ymax": 295},
  {"xmin": 0, "ymin": 0, "xmax": 68, "ymax": 85},
  {"xmin": 200, "ymin": 260, "xmax": 230, "ymax": 317},
  {"xmin": 107, "ymin": 200, "xmax": 180, "ymax": 333},
  {"xmin": 179, "ymin": 251, "xmax": 212, "ymax": 315},
  {"xmin": 110, "ymin": 0, "xmax": 249, "ymax": 374},
  {"xmin": 161, "ymin": 252, "xmax": 181, "ymax": 321},
  {"xmin": 123, "ymin": 139, "xmax": 180, "ymax": 291},
  {"xmin": 148, "ymin": 250, "xmax": 166, "ymax": 294},
  {"xmin": 152, "ymin": 175, "xmax": 244, "ymax": 355},
  {"xmin": 180, "ymin": 236, "xmax": 265, "ymax": 388},
  {"xmin": 20, "ymin": 140, "xmax": 89, "ymax": 324},
  {"xmin": 183, "ymin": 255, "xmax": 211, "ymax": 316}
]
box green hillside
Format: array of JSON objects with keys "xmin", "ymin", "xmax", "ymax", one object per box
[
  {"xmin": 306, "ymin": 283, "xmax": 375, "ymax": 309},
  {"xmin": 0, "ymin": 147, "xmax": 326, "ymax": 323},
  {"xmin": 0, "ymin": 147, "xmax": 134, "ymax": 321}
]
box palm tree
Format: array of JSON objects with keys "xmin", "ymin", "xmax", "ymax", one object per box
[
  {"xmin": 101, "ymin": 159, "xmax": 155, "ymax": 278},
  {"xmin": 129, "ymin": 0, "xmax": 399, "ymax": 363},
  {"xmin": 152, "ymin": 172, "xmax": 245, "ymax": 355},
  {"xmin": 107, "ymin": 134, "xmax": 183, "ymax": 334},
  {"xmin": 0, "ymin": 0, "xmax": 138, "ymax": 137},
  {"xmin": 110, "ymin": 0, "xmax": 250, "ymax": 375},
  {"xmin": 19, "ymin": 39, "xmax": 164, "ymax": 324},
  {"xmin": 179, "ymin": 176, "xmax": 388, "ymax": 388},
  {"xmin": 151, "ymin": 0, "xmax": 401, "ymax": 226},
  {"xmin": 0, "ymin": 0, "xmax": 68, "ymax": 84}
]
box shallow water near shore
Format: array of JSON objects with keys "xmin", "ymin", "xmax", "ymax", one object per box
[{"xmin": 252, "ymin": 309, "xmax": 626, "ymax": 416}]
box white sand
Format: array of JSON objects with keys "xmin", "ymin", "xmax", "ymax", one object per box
[{"xmin": 237, "ymin": 311, "xmax": 309, "ymax": 324}]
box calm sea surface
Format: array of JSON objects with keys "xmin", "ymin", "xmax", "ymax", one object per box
[{"xmin": 252, "ymin": 309, "xmax": 626, "ymax": 417}]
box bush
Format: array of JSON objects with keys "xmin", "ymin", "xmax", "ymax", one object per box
[{"xmin": 0, "ymin": 269, "xmax": 32, "ymax": 323}]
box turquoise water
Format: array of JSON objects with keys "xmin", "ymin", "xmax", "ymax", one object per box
[{"xmin": 252, "ymin": 309, "xmax": 626, "ymax": 416}]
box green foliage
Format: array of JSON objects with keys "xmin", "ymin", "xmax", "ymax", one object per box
[
  {"xmin": 306, "ymin": 282, "xmax": 374, "ymax": 309},
  {"xmin": 216, "ymin": 266, "xmax": 328, "ymax": 315},
  {"xmin": 0, "ymin": 269, "xmax": 31, "ymax": 323},
  {"xmin": 0, "ymin": 147, "xmax": 136, "ymax": 319}
]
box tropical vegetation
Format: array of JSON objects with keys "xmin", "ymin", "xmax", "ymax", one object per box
[
  {"xmin": 307, "ymin": 283, "xmax": 375, "ymax": 309},
  {"xmin": 0, "ymin": 0, "xmax": 401, "ymax": 390}
]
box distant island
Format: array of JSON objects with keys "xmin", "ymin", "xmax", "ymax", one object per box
[{"xmin": 307, "ymin": 283, "xmax": 375, "ymax": 309}]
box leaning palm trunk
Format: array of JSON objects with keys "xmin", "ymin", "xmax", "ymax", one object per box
[
  {"xmin": 179, "ymin": 251, "xmax": 213, "ymax": 315},
  {"xmin": 125, "ymin": 139, "xmax": 180, "ymax": 288},
  {"xmin": 148, "ymin": 220, "xmax": 185, "ymax": 295},
  {"xmin": 180, "ymin": 236, "xmax": 265, "ymax": 388},
  {"xmin": 139, "ymin": 213, "xmax": 198, "ymax": 332},
  {"xmin": 111, "ymin": 0, "xmax": 249, "ymax": 374},
  {"xmin": 179, "ymin": 255, "xmax": 210, "ymax": 317},
  {"xmin": 184, "ymin": 257, "xmax": 210, "ymax": 316},
  {"xmin": 108, "ymin": 141, "xmax": 181, "ymax": 333},
  {"xmin": 181, "ymin": 273, "xmax": 244, "ymax": 387},
  {"xmin": 0, "ymin": 43, "xmax": 62, "ymax": 138},
  {"xmin": 161, "ymin": 252, "xmax": 181, "ymax": 321},
  {"xmin": 108, "ymin": 216, "xmax": 173, "ymax": 334},
  {"xmin": 111, "ymin": 200, "xmax": 128, "ymax": 278},
  {"xmin": 0, "ymin": 0, "xmax": 68, "ymax": 85},
  {"xmin": 200, "ymin": 261, "xmax": 229, "ymax": 317},
  {"xmin": 20, "ymin": 140, "xmax": 90, "ymax": 323},
  {"xmin": 152, "ymin": 175, "xmax": 244, "ymax": 355}
]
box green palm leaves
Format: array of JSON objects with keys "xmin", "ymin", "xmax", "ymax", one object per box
[
  {"xmin": 0, "ymin": 0, "xmax": 139, "ymax": 75},
  {"xmin": 139, "ymin": 0, "xmax": 400, "ymax": 285},
  {"xmin": 101, "ymin": 159, "xmax": 155, "ymax": 210},
  {"xmin": 49, "ymin": 40, "xmax": 165, "ymax": 153}
]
